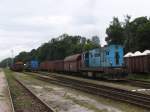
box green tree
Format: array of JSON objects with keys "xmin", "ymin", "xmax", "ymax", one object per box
[
  {"xmin": 106, "ymin": 16, "xmax": 150, "ymax": 52},
  {"xmin": 105, "ymin": 17, "xmax": 124, "ymax": 44},
  {"xmin": 127, "ymin": 16, "xmax": 149, "ymax": 51},
  {"xmin": 83, "ymin": 39, "xmax": 99, "ymax": 51},
  {"xmin": 14, "ymin": 51, "xmax": 29, "ymax": 62},
  {"xmin": 0, "ymin": 58, "xmax": 12, "ymax": 68},
  {"xmin": 136, "ymin": 22, "xmax": 150, "ymax": 51}
]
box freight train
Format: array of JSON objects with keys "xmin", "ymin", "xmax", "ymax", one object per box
[
  {"xmin": 12, "ymin": 44, "xmax": 150, "ymax": 79},
  {"xmin": 10, "ymin": 44, "xmax": 150, "ymax": 79}
]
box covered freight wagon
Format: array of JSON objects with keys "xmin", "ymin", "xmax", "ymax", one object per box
[
  {"xmin": 40, "ymin": 60, "xmax": 64, "ymax": 72},
  {"xmin": 40, "ymin": 61, "xmax": 49, "ymax": 71},
  {"xmin": 124, "ymin": 50, "xmax": 150, "ymax": 73},
  {"xmin": 10, "ymin": 62, "xmax": 24, "ymax": 72},
  {"xmin": 64, "ymin": 54, "xmax": 81, "ymax": 72},
  {"xmin": 40, "ymin": 61, "xmax": 54, "ymax": 71},
  {"xmin": 52, "ymin": 60, "xmax": 64, "ymax": 72}
]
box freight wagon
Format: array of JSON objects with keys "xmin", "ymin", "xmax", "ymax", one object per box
[
  {"xmin": 40, "ymin": 61, "xmax": 49, "ymax": 71},
  {"xmin": 64, "ymin": 54, "xmax": 81, "ymax": 72},
  {"xmin": 124, "ymin": 50, "xmax": 150, "ymax": 73},
  {"xmin": 40, "ymin": 60, "xmax": 64, "ymax": 72},
  {"xmin": 53, "ymin": 60, "xmax": 64, "ymax": 72},
  {"xmin": 10, "ymin": 62, "xmax": 24, "ymax": 72}
]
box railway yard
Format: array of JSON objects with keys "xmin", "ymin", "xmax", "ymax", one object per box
[
  {"xmin": 0, "ymin": 69, "xmax": 149, "ymax": 112},
  {"xmin": 1, "ymin": 0, "xmax": 150, "ymax": 112}
]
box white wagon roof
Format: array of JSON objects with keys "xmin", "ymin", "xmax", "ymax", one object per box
[
  {"xmin": 133, "ymin": 51, "xmax": 143, "ymax": 56},
  {"xmin": 124, "ymin": 50, "xmax": 150, "ymax": 57},
  {"xmin": 142, "ymin": 50, "xmax": 150, "ymax": 55},
  {"xmin": 124, "ymin": 52, "xmax": 134, "ymax": 57}
]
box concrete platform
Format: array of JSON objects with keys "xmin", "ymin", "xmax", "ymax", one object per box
[{"xmin": 0, "ymin": 70, "xmax": 14, "ymax": 112}]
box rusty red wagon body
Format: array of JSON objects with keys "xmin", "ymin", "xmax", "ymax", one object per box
[
  {"xmin": 124, "ymin": 54, "xmax": 150, "ymax": 73},
  {"xmin": 64, "ymin": 54, "xmax": 81, "ymax": 72},
  {"xmin": 40, "ymin": 60, "xmax": 64, "ymax": 72}
]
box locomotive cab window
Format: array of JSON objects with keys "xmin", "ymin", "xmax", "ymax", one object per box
[
  {"xmin": 106, "ymin": 51, "xmax": 109, "ymax": 55},
  {"xmin": 115, "ymin": 52, "xmax": 119, "ymax": 65}
]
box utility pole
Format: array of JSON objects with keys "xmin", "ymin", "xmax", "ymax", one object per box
[
  {"xmin": 11, "ymin": 49, "xmax": 14, "ymax": 65},
  {"xmin": 6, "ymin": 59, "xmax": 8, "ymax": 68}
]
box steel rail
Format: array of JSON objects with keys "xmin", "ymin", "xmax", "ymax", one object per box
[{"xmin": 127, "ymin": 79, "xmax": 150, "ymax": 88}]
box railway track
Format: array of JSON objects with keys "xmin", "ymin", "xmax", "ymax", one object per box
[
  {"xmin": 6, "ymin": 70, "xmax": 55, "ymax": 112},
  {"xmin": 29, "ymin": 72, "xmax": 150, "ymax": 110},
  {"xmin": 126, "ymin": 79, "xmax": 150, "ymax": 88},
  {"xmin": 38, "ymin": 71, "xmax": 150, "ymax": 89},
  {"xmin": 13, "ymin": 76, "xmax": 55, "ymax": 112}
]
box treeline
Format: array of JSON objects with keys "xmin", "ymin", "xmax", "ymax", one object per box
[
  {"xmin": 0, "ymin": 34, "xmax": 100, "ymax": 67},
  {"xmin": 0, "ymin": 58, "xmax": 12, "ymax": 68},
  {"xmin": 106, "ymin": 15, "xmax": 150, "ymax": 52}
]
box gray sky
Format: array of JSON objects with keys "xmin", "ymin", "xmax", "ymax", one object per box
[{"xmin": 0, "ymin": 0, "xmax": 150, "ymax": 61}]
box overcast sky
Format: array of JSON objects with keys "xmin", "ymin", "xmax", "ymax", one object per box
[{"xmin": 0, "ymin": 0, "xmax": 150, "ymax": 61}]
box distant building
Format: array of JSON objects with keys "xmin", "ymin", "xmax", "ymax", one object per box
[
  {"xmin": 80, "ymin": 37, "xmax": 86, "ymax": 44},
  {"xmin": 92, "ymin": 35, "xmax": 100, "ymax": 46}
]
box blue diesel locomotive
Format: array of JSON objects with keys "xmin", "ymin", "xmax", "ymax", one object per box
[
  {"xmin": 83, "ymin": 44, "xmax": 124, "ymax": 67},
  {"xmin": 81, "ymin": 44, "xmax": 127, "ymax": 79},
  {"xmin": 25, "ymin": 60, "xmax": 39, "ymax": 72}
]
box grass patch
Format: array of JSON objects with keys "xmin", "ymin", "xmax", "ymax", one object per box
[
  {"xmin": 128, "ymin": 73, "xmax": 150, "ymax": 81},
  {"xmin": 0, "ymin": 94, "xmax": 4, "ymax": 97}
]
